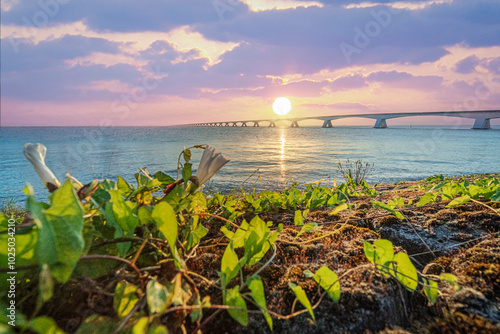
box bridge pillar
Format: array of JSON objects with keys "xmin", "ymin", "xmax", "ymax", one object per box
[
  {"xmin": 253, "ymin": 122, "xmax": 260, "ymax": 127},
  {"xmin": 242, "ymin": 122, "xmax": 247, "ymax": 127},
  {"xmin": 322, "ymin": 120, "xmax": 333, "ymax": 128},
  {"xmin": 232, "ymin": 122, "xmax": 237, "ymax": 127},
  {"xmin": 472, "ymin": 118, "xmax": 491, "ymax": 129},
  {"xmin": 290, "ymin": 121, "xmax": 299, "ymax": 128},
  {"xmin": 225, "ymin": 123, "xmax": 230, "ymax": 126},
  {"xmin": 374, "ymin": 119, "xmax": 387, "ymax": 128},
  {"xmin": 269, "ymin": 122, "xmax": 276, "ymax": 127}
]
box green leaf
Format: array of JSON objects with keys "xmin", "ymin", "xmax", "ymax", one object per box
[
  {"xmin": 138, "ymin": 205, "xmax": 154, "ymax": 225},
  {"xmin": 303, "ymin": 270, "xmax": 315, "ymax": 278},
  {"xmin": 294, "ymin": 209, "xmax": 308, "ymax": 226},
  {"xmin": 182, "ymin": 163, "xmax": 192, "ymax": 184},
  {"xmin": 441, "ymin": 183, "xmax": 460, "ymax": 200},
  {"xmin": 147, "ymin": 278, "xmax": 169, "ymax": 314},
  {"xmin": 417, "ymin": 193, "xmax": 437, "ymax": 207},
  {"xmin": 135, "ymin": 172, "xmax": 150, "ymax": 187},
  {"xmin": 372, "ymin": 200, "xmax": 404, "ymax": 219},
  {"xmin": 247, "ymin": 276, "xmax": 273, "ymax": 330},
  {"xmin": 440, "ymin": 273, "xmax": 459, "ymax": 291},
  {"xmin": 29, "ymin": 316, "xmax": 65, "ymax": 334},
  {"xmin": 363, "ymin": 239, "xmax": 394, "ymax": 268},
  {"xmin": 0, "ymin": 229, "xmax": 38, "ymax": 268},
  {"xmin": 231, "ymin": 220, "xmax": 249, "ymax": 248},
  {"xmin": 225, "ymin": 286, "xmax": 248, "ymax": 326},
  {"xmin": 289, "ymin": 282, "xmax": 315, "ymax": 320},
  {"xmin": 221, "ymin": 242, "xmax": 240, "ymax": 285},
  {"xmin": 104, "ymin": 203, "xmax": 131, "ymax": 257},
  {"xmin": 114, "ymin": 281, "xmax": 139, "ymax": 318},
  {"xmin": 392, "ymin": 252, "xmax": 418, "ymax": 291},
  {"xmin": 154, "ymin": 171, "xmax": 175, "ymax": 188},
  {"xmin": 423, "ymin": 278, "xmax": 438, "ymax": 305},
  {"xmin": 186, "ymin": 223, "xmax": 208, "ymax": 250},
  {"xmin": 117, "ymin": 176, "xmax": 134, "ymax": 198},
  {"xmin": 27, "ymin": 180, "xmax": 84, "ymax": 282},
  {"xmin": 491, "ymin": 188, "xmax": 500, "ymax": 202},
  {"xmin": 152, "ymin": 202, "xmax": 180, "ymax": 267},
  {"xmin": 326, "ymin": 193, "xmax": 339, "ymax": 208},
  {"xmin": 447, "ymin": 195, "xmax": 470, "ymax": 207},
  {"xmin": 296, "ymin": 222, "xmax": 319, "ymax": 239},
  {"xmin": 294, "ymin": 210, "xmax": 304, "ymax": 226},
  {"xmin": 75, "ymin": 315, "xmax": 116, "ymax": 334},
  {"xmin": 330, "ymin": 203, "xmax": 348, "ymax": 216},
  {"xmin": 313, "ymin": 266, "xmax": 340, "ymax": 302},
  {"xmin": 108, "ymin": 190, "xmax": 139, "ymax": 231}
]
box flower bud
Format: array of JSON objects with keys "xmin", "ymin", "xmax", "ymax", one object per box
[
  {"xmin": 195, "ymin": 146, "xmax": 230, "ymax": 186},
  {"xmin": 23, "ymin": 143, "xmax": 61, "ymax": 191}
]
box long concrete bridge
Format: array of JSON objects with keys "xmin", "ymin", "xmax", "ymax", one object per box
[{"xmin": 192, "ymin": 110, "xmax": 500, "ymax": 129}]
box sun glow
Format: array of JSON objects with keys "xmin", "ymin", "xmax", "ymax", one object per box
[{"xmin": 272, "ymin": 97, "xmax": 292, "ymax": 116}]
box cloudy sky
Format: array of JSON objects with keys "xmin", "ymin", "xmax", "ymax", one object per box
[{"xmin": 1, "ymin": 0, "xmax": 499, "ymax": 126}]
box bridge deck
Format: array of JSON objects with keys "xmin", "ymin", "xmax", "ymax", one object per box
[{"xmin": 192, "ymin": 110, "xmax": 500, "ymax": 129}]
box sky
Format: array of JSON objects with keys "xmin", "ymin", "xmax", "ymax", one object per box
[{"xmin": 1, "ymin": 0, "xmax": 500, "ymax": 126}]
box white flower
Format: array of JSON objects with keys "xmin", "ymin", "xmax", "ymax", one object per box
[
  {"xmin": 23, "ymin": 143, "xmax": 61, "ymax": 189},
  {"xmin": 194, "ymin": 146, "xmax": 230, "ymax": 186}
]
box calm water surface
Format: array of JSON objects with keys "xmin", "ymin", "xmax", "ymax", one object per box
[{"xmin": 1, "ymin": 126, "xmax": 499, "ymax": 202}]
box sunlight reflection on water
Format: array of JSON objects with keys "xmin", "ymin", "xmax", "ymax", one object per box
[{"xmin": 1, "ymin": 126, "xmax": 499, "ymax": 202}]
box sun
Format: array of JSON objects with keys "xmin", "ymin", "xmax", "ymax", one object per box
[{"xmin": 272, "ymin": 97, "xmax": 292, "ymax": 116}]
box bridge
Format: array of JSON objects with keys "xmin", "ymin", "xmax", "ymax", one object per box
[{"xmin": 191, "ymin": 110, "xmax": 500, "ymax": 129}]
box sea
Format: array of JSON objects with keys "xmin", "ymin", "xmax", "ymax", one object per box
[{"xmin": 1, "ymin": 125, "xmax": 499, "ymax": 203}]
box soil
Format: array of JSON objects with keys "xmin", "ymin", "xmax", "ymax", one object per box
[{"xmin": 15, "ymin": 174, "xmax": 500, "ymax": 333}]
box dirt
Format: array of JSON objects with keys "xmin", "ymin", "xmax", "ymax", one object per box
[
  {"xmin": 194, "ymin": 176, "xmax": 500, "ymax": 334},
  {"xmin": 14, "ymin": 174, "xmax": 500, "ymax": 333}
]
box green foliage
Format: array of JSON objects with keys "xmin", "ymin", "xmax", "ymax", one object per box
[
  {"xmin": 294, "ymin": 209, "xmax": 309, "ymax": 226},
  {"xmin": 247, "ymin": 275, "xmax": 273, "ymax": 330},
  {"xmin": 152, "ymin": 202, "xmax": 181, "ymax": 267},
  {"xmin": 26, "ymin": 181, "xmax": 84, "ymax": 282},
  {"xmin": 416, "ymin": 175, "xmax": 500, "ymax": 209},
  {"xmin": 225, "ymin": 286, "xmax": 248, "ymax": 326},
  {"xmin": 8, "ymin": 145, "xmax": 492, "ymax": 333},
  {"xmin": 364, "ymin": 239, "xmax": 458, "ymax": 303},
  {"xmin": 146, "ymin": 278, "xmax": 169, "ymax": 314},
  {"xmin": 289, "ymin": 282, "xmax": 315, "ymax": 320},
  {"xmin": 371, "ymin": 200, "xmax": 405, "ymax": 219},
  {"xmin": 28, "ymin": 316, "xmax": 65, "ymax": 334},
  {"xmin": 312, "ymin": 266, "xmax": 340, "ymax": 302},
  {"xmin": 114, "ymin": 280, "xmax": 140, "ymax": 318},
  {"xmin": 220, "ymin": 216, "xmax": 278, "ymax": 324}
]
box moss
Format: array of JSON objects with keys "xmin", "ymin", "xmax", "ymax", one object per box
[
  {"xmin": 351, "ymin": 210, "xmax": 366, "ymax": 218},
  {"xmin": 427, "ymin": 312, "xmax": 500, "ymax": 334},
  {"xmin": 357, "ymin": 203, "xmax": 371, "ymax": 210},
  {"xmin": 328, "ymin": 213, "xmax": 342, "ymax": 221},
  {"xmin": 433, "ymin": 209, "xmax": 459, "ymax": 221},
  {"xmin": 426, "ymin": 256, "xmax": 452, "ymax": 274},
  {"xmin": 373, "ymin": 215, "xmax": 400, "ymax": 227}
]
